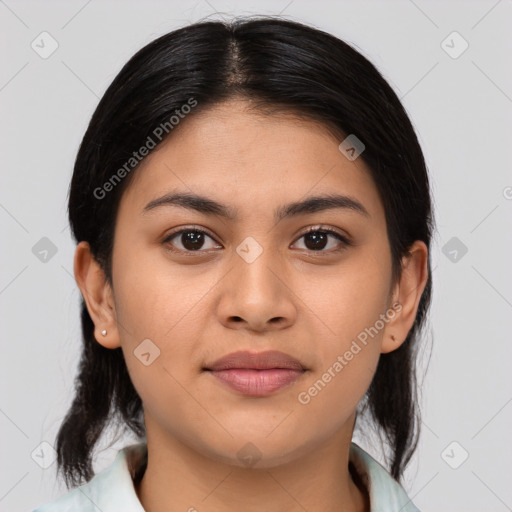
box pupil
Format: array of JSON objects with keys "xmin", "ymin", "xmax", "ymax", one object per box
[
  {"xmin": 305, "ymin": 231, "xmax": 327, "ymax": 250},
  {"xmin": 182, "ymin": 231, "xmax": 204, "ymax": 250},
  {"xmin": 179, "ymin": 231, "xmax": 328, "ymax": 251}
]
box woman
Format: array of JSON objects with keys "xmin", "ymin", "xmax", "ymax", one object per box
[{"xmin": 33, "ymin": 15, "xmax": 432, "ymax": 512}]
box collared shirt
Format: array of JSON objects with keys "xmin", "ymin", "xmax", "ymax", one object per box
[{"xmin": 32, "ymin": 442, "xmax": 420, "ymax": 511}]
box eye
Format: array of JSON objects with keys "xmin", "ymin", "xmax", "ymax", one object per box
[
  {"xmin": 163, "ymin": 227, "xmax": 220, "ymax": 253},
  {"xmin": 162, "ymin": 225, "xmax": 351, "ymax": 255},
  {"xmin": 292, "ymin": 226, "xmax": 351, "ymax": 253}
]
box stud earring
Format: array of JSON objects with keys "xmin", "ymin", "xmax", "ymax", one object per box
[{"xmin": 101, "ymin": 329, "xmax": 107, "ymax": 336}]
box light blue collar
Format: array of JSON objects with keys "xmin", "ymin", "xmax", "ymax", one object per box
[{"xmin": 33, "ymin": 442, "xmax": 420, "ymax": 511}]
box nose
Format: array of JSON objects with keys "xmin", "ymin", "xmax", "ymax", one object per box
[{"xmin": 216, "ymin": 244, "xmax": 297, "ymax": 333}]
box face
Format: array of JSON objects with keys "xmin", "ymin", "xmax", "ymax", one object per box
[{"xmin": 105, "ymin": 98, "xmax": 400, "ymax": 467}]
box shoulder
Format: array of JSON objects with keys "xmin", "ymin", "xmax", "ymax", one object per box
[
  {"xmin": 349, "ymin": 442, "xmax": 421, "ymax": 512},
  {"xmin": 32, "ymin": 444, "xmax": 147, "ymax": 512},
  {"xmin": 32, "ymin": 486, "xmax": 97, "ymax": 512}
]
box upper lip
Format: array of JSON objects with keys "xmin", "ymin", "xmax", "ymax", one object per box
[{"xmin": 204, "ymin": 350, "xmax": 306, "ymax": 371}]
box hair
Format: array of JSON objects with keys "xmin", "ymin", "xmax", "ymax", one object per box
[{"xmin": 57, "ymin": 15, "xmax": 434, "ymax": 488}]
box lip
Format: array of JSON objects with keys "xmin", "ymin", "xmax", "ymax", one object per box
[
  {"xmin": 204, "ymin": 350, "xmax": 307, "ymax": 397},
  {"xmin": 204, "ymin": 350, "xmax": 306, "ymax": 372}
]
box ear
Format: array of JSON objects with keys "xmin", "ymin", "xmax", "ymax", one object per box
[
  {"xmin": 73, "ymin": 241, "xmax": 121, "ymax": 349},
  {"xmin": 381, "ymin": 240, "xmax": 429, "ymax": 354}
]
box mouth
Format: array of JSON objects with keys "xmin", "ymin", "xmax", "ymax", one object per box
[{"xmin": 203, "ymin": 350, "xmax": 307, "ymax": 397}]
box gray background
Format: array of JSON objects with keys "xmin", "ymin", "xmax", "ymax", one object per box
[{"xmin": 1, "ymin": 0, "xmax": 511, "ymax": 510}]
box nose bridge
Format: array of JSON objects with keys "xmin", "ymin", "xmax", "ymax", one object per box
[
  {"xmin": 232, "ymin": 234, "xmax": 283, "ymax": 300},
  {"xmin": 216, "ymin": 234, "xmax": 296, "ymax": 330}
]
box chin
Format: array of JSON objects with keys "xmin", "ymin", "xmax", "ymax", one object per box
[{"xmin": 197, "ymin": 427, "xmax": 316, "ymax": 470}]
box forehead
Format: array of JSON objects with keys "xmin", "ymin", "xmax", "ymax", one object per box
[{"xmin": 119, "ymin": 99, "xmax": 384, "ymax": 223}]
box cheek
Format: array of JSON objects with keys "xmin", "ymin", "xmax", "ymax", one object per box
[
  {"xmin": 294, "ymin": 347, "xmax": 380, "ymax": 442},
  {"xmin": 110, "ymin": 245, "xmax": 220, "ymax": 408},
  {"xmin": 299, "ymin": 246, "xmax": 392, "ymax": 344},
  {"xmin": 111, "ymin": 238, "xmax": 218, "ymax": 342},
  {"xmin": 295, "ymin": 284, "xmax": 386, "ymax": 431},
  {"xmin": 293, "ymin": 251, "xmax": 392, "ymax": 420}
]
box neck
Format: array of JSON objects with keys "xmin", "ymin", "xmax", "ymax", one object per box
[{"xmin": 135, "ymin": 414, "xmax": 369, "ymax": 512}]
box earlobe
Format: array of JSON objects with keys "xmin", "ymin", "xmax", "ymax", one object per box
[
  {"xmin": 381, "ymin": 240, "xmax": 429, "ymax": 354},
  {"xmin": 73, "ymin": 241, "xmax": 121, "ymax": 349}
]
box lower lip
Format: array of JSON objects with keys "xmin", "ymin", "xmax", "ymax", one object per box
[{"xmin": 207, "ymin": 369, "xmax": 305, "ymax": 396}]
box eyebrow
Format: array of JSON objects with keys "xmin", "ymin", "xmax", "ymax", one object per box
[{"xmin": 142, "ymin": 191, "xmax": 370, "ymax": 221}]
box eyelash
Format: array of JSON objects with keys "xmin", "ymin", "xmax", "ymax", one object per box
[{"xmin": 162, "ymin": 225, "xmax": 351, "ymax": 256}]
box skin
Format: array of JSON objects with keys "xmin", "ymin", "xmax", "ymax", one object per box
[{"xmin": 75, "ymin": 98, "xmax": 428, "ymax": 512}]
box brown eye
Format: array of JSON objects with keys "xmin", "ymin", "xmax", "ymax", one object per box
[
  {"xmin": 293, "ymin": 228, "xmax": 351, "ymax": 253},
  {"xmin": 163, "ymin": 228, "xmax": 220, "ymax": 253}
]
